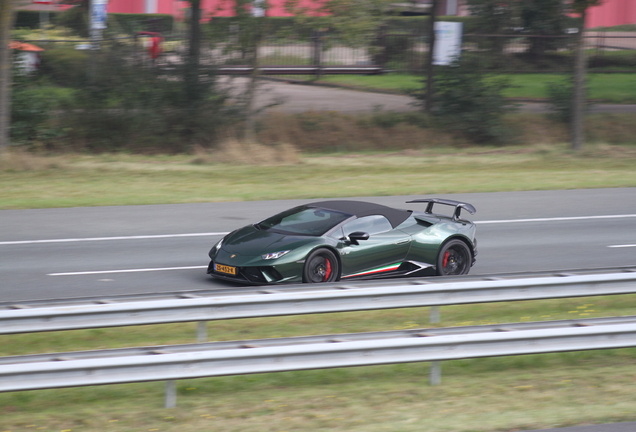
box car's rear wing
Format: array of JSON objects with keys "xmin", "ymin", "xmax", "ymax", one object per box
[{"xmin": 406, "ymin": 198, "xmax": 476, "ymax": 221}]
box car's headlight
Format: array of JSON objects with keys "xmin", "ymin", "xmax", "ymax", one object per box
[
  {"xmin": 214, "ymin": 238, "xmax": 224, "ymax": 252},
  {"xmin": 262, "ymin": 250, "xmax": 291, "ymax": 260}
]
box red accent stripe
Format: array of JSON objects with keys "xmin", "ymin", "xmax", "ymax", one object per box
[{"xmin": 342, "ymin": 263, "xmax": 401, "ymax": 279}]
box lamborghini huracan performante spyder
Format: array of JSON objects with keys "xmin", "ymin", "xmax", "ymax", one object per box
[{"xmin": 207, "ymin": 198, "xmax": 477, "ymax": 284}]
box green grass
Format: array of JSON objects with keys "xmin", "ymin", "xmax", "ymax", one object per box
[
  {"xmin": 2, "ymin": 144, "xmax": 636, "ymax": 209},
  {"xmin": 590, "ymin": 25, "xmax": 636, "ymax": 32},
  {"xmin": 314, "ymin": 73, "xmax": 636, "ymax": 103},
  {"xmin": 2, "ymin": 296, "xmax": 636, "ymax": 431},
  {"xmin": 2, "ymin": 144, "xmax": 636, "ymax": 430}
]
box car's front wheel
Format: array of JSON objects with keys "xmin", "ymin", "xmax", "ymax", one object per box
[
  {"xmin": 436, "ymin": 239, "xmax": 472, "ymax": 276},
  {"xmin": 303, "ymin": 248, "xmax": 339, "ymax": 283}
]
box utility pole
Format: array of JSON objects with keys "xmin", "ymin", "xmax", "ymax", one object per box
[{"xmin": 425, "ymin": 0, "xmax": 438, "ymax": 114}]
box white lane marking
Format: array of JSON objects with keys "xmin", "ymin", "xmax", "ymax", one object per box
[
  {"xmin": 477, "ymin": 214, "xmax": 636, "ymax": 224},
  {"xmin": 4, "ymin": 213, "xmax": 636, "ymax": 247},
  {"xmin": 4, "ymin": 214, "xmax": 636, "ymax": 246},
  {"xmin": 48, "ymin": 266, "xmax": 207, "ymax": 276},
  {"xmin": 39, "ymin": 213, "xmax": 636, "ymax": 277},
  {"xmin": 0, "ymin": 232, "xmax": 228, "ymax": 246}
]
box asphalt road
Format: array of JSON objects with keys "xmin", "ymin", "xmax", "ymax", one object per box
[
  {"xmin": 246, "ymin": 79, "xmax": 636, "ymax": 114},
  {"xmin": 2, "ymin": 188, "xmax": 635, "ymax": 303},
  {"xmin": 2, "ymin": 189, "xmax": 636, "ymax": 432}
]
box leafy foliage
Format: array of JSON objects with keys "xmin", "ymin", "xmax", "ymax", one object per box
[
  {"xmin": 285, "ymin": 0, "xmax": 394, "ymax": 47},
  {"xmin": 10, "ymin": 73, "xmax": 64, "ymax": 145},
  {"xmin": 519, "ymin": 0, "xmax": 572, "ymax": 55},
  {"xmin": 466, "ymin": 0, "xmax": 517, "ymax": 35},
  {"xmin": 414, "ymin": 56, "xmax": 518, "ymax": 144},
  {"xmin": 18, "ymin": 42, "xmax": 236, "ymax": 152},
  {"xmin": 545, "ymin": 78, "xmax": 574, "ymax": 123}
]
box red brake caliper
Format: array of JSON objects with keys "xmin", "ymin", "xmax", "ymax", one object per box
[
  {"xmin": 323, "ymin": 259, "xmax": 332, "ymax": 281},
  {"xmin": 442, "ymin": 251, "xmax": 450, "ymax": 268}
]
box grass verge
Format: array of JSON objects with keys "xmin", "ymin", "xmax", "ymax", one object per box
[
  {"xmin": 2, "ymin": 142, "xmax": 636, "ymax": 210},
  {"xmin": 2, "ymin": 117, "xmax": 636, "ymax": 430},
  {"xmin": 2, "ymin": 295, "xmax": 636, "ymax": 431},
  {"xmin": 313, "ymin": 73, "xmax": 636, "ymax": 103}
]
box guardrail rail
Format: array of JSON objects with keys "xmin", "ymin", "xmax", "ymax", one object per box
[{"xmin": 2, "ymin": 270, "xmax": 636, "ymax": 335}]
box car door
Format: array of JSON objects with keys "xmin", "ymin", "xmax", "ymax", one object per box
[{"xmin": 334, "ymin": 215, "xmax": 412, "ymax": 279}]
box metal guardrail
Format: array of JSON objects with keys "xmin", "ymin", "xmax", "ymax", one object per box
[
  {"xmin": 2, "ymin": 272, "xmax": 636, "ymax": 335},
  {"xmin": 2, "ymin": 316, "xmax": 636, "ymax": 394},
  {"xmin": 4, "ymin": 315, "xmax": 635, "ymax": 366},
  {"xmin": 3, "ymin": 267, "xmax": 633, "ymax": 310}
]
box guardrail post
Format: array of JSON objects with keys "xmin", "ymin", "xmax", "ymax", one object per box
[
  {"xmin": 430, "ymin": 361, "xmax": 442, "ymax": 386},
  {"xmin": 311, "ymin": 30, "xmax": 323, "ymax": 79},
  {"xmin": 430, "ymin": 306, "xmax": 440, "ymax": 323},
  {"xmin": 197, "ymin": 321, "xmax": 207, "ymax": 342},
  {"xmin": 165, "ymin": 380, "xmax": 177, "ymax": 408}
]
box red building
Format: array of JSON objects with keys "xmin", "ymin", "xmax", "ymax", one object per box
[
  {"xmin": 586, "ymin": 0, "xmax": 636, "ymax": 28},
  {"xmin": 105, "ymin": 0, "xmax": 319, "ymax": 18},
  {"xmin": 23, "ymin": 0, "xmax": 636, "ymax": 28}
]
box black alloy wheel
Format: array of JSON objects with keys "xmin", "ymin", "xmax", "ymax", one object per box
[
  {"xmin": 303, "ymin": 249, "xmax": 339, "ymax": 283},
  {"xmin": 436, "ymin": 239, "xmax": 472, "ymax": 276}
]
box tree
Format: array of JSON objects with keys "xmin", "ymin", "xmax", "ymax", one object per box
[
  {"xmin": 185, "ymin": 0, "xmax": 202, "ymax": 103},
  {"xmin": 0, "ymin": 0, "xmax": 32, "ymax": 151},
  {"xmin": 569, "ymin": 0, "xmax": 602, "ymax": 151},
  {"xmin": 232, "ymin": 0, "xmax": 270, "ymax": 140},
  {"xmin": 465, "ymin": 0, "xmax": 517, "ymax": 57},
  {"xmin": 519, "ymin": 0, "xmax": 570, "ymax": 55},
  {"xmin": 57, "ymin": 0, "xmax": 89, "ymax": 36},
  {"xmin": 0, "ymin": 0, "xmax": 17, "ymax": 151},
  {"xmin": 415, "ymin": 56, "xmax": 517, "ymax": 144},
  {"xmin": 235, "ymin": 0, "xmax": 394, "ymax": 139},
  {"xmin": 424, "ymin": 0, "xmax": 438, "ymax": 114},
  {"xmin": 287, "ymin": 0, "xmax": 394, "ymax": 47}
]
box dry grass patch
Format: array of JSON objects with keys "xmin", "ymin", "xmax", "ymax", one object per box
[
  {"xmin": 256, "ymin": 112, "xmax": 636, "ymax": 151},
  {"xmin": 191, "ymin": 139, "xmax": 301, "ymax": 165},
  {"xmin": 0, "ymin": 149, "xmax": 67, "ymax": 171},
  {"xmin": 257, "ymin": 111, "xmax": 466, "ymax": 152},
  {"xmin": 1, "ymin": 142, "xmax": 635, "ymax": 209}
]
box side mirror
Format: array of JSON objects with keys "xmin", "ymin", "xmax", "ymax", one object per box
[{"xmin": 348, "ymin": 231, "xmax": 370, "ymax": 245}]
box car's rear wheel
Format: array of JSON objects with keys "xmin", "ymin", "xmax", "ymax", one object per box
[
  {"xmin": 303, "ymin": 249, "xmax": 339, "ymax": 283},
  {"xmin": 436, "ymin": 239, "xmax": 472, "ymax": 276}
]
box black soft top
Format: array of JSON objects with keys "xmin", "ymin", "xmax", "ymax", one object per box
[{"xmin": 309, "ymin": 200, "xmax": 411, "ymax": 228}]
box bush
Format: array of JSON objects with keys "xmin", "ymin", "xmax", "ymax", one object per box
[
  {"xmin": 11, "ymin": 73, "xmax": 72, "ymax": 146},
  {"xmin": 413, "ymin": 56, "xmax": 518, "ymax": 144},
  {"xmin": 545, "ymin": 78, "xmax": 574, "ymax": 123},
  {"xmin": 39, "ymin": 46, "xmax": 90, "ymax": 86},
  {"xmin": 545, "ymin": 77, "xmax": 593, "ymax": 124},
  {"xmin": 49, "ymin": 42, "xmax": 235, "ymax": 153},
  {"xmin": 13, "ymin": 36, "xmax": 239, "ymax": 152}
]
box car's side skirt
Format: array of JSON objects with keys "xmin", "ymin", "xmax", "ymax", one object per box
[{"xmin": 341, "ymin": 261, "xmax": 434, "ymax": 280}]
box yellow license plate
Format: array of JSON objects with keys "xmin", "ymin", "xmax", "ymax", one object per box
[{"xmin": 215, "ymin": 263, "xmax": 237, "ymax": 275}]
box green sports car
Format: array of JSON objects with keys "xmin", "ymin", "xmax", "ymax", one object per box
[{"xmin": 207, "ymin": 198, "xmax": 477, "ymax": 284}]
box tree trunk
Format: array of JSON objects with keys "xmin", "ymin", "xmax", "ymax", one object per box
[
  {"xmin": 243, "ymin": 33, "xmax": 261, "ymax": 141},
  {"xmin": 0, "ymin": 0, "xmax": 16, "ymax": 151},
  {"xmin": 572, "ymin": 9, "xmax": 587, "ymax": 151},
  {"xmin": 186, "ymin": 0, "xmax": 201, "ymax": 104},
  {"xmin": 425, "ymin": 0, "xmax": 438, "ymax": 114}
]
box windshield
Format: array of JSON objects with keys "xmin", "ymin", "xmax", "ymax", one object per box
[{"xmin": 256, "ymin": 206, "xmax": 352, "ymax": 236}]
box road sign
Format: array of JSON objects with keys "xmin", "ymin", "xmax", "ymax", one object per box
[
  {"xmin": 91, "ymin": 0, "xmax": 108, "ymax": 31},
  {"xmin": 433, "ymin": 22, "xmax": 463, "ymax": 66}
]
